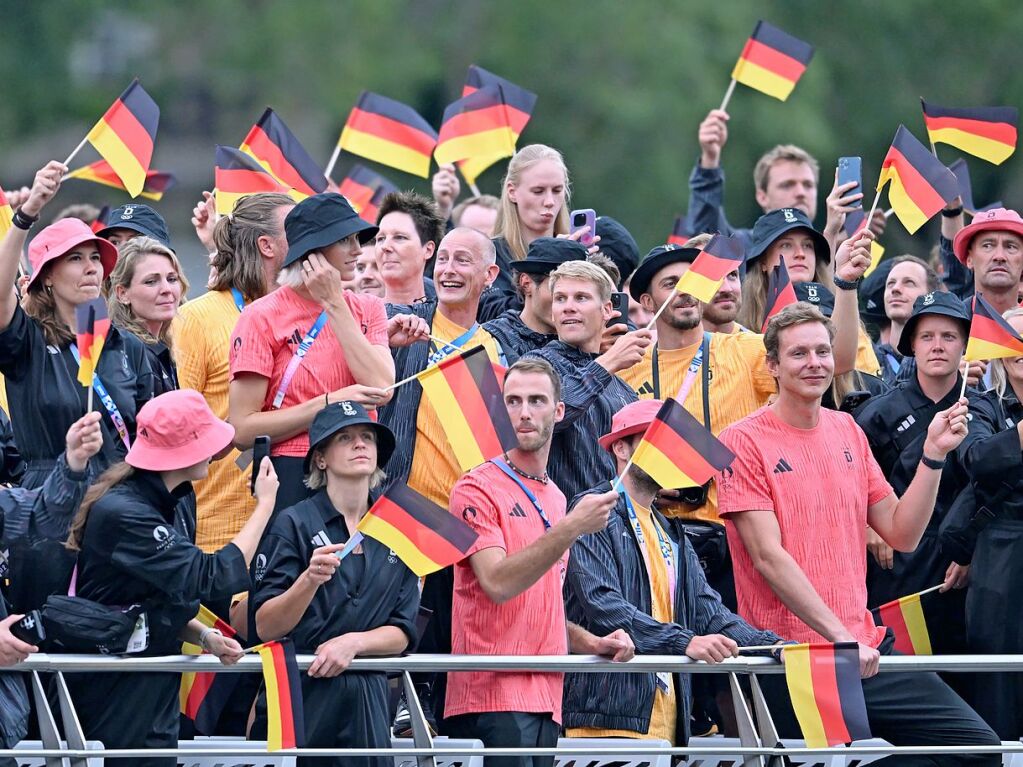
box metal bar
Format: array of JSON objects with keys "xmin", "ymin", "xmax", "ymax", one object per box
[
  {"xmin": 401, "ymin": 670, "xmax": 436, "ymax": 767},
  {"xmin": 52, "ymin": 672, "xmax": 89, "ymax": 767},
  {"xmin": 29, "ymin": 671, "xmax": 66, "ymax": 767},
  {"xmin": 728, "ymin": 672, "xmax": 765, "ymax": 767}
]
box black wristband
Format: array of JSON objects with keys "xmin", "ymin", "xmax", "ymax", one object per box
[
  {"xmin": 941, "ymin": 206, "xmax": 964, "ymax": 218},
  {"xmin": 832, "ymin": 275, "xmax": 861, "ymax": 291},
  {"xmin": 920, "ymin": 454, "xmax": 946, "ymax": 470},
  {"xmin": 11, "ymin": 210, "xmax": 37, "ymax": 230}
]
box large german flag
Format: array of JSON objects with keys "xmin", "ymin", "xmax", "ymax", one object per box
[
  {"xmin": 417, "ymin": 345, "xmax": 517, "ymax": 471},
  {"xmin": 0, "ymin": 185, "xmax": 12, "ymax": 238},
  {"xmin": 338, "ymin": 164, "xmax": 398, "ymax": 222},
  {"xmin": 254, "ymin": 639, "xmax": 305, "ymax": 751},
  {"xmin": 667, "ymin": 214, "xmax": 690, "ymax": 246},
  {"xmin": 922, "ymin": 100, "xmax": 1018, "ymax": 166},
  {"xmin": 457, "ymin": 66, "xmax": 537, "ymax": 183},
  {"xmin": 631, "ymin": 398, "xmax": 735, "ymax": 490},
  {"xmin": 877, "ymin": 125, "xmax": 959, "ymax": 234},
  {"xmin": 784, "ymin": 642, "xmax": 871, "ymax": 748},
  {"xmin": 67, "ymin": 159, "xmax": 176, "ymax": 201},
  {"xmin": 75, "ymin": 297, "xmax": 111, "ymax": 388},
  {"xmin": 358, "ymin": 483, "xmax": 479, "ymax": 577},
  {"xmin": 965, "ymin": 292, "xmax": 1023, "ymax": 361},
  {"xmin": 435, "ymin": 85, "xmax": 517, "ymax": 168},
  {"xmin": 240, "ymin": 108, "xmax": 328, "ymax": 196},
  {"xmin": 731, "ymin": 21, "xmax": 814, "ymax": 102},
  {"xmin": 672, "ymin": 234, "xmax": 744, "ymax": 303},
  {"xmin": 180, "ymin": 606, "xmax": 239, "ymax": 735},
  {"xmin": 872, "ymin": 589, "xmax": 938, "ymax": 655},
  {"xmin": 214, "ymin": 146, "xmax": 295, "ymax": 215},
  {"xmin": 762, "ymin": 258, "xmax": 798, "ymax": 332},
  {"xmin": 337, "ymin": 92, "xmax": 438, "ymax": 178},
  {"xmin": 85, "ymin": 79, "xmax": 160, "ymax": 198}
]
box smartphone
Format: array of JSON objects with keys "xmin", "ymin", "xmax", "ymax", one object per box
[
  {"xmin": 251, "ymin": 435, "xmax": 271, "ymax": 495},
  {"xmin": 10, "ymin": 609, "xmax": 45, "ymax": 645},
  {"xmin": 837, "ymin": 156, "xmax": 862, "ymax": 208},
  {"xmin": 570, "ymin": 208, "xmax": 596, "ymax": 247},
  {"xmin": 607, "ymin": 292, "xmax": 629, "ymax": 328}
]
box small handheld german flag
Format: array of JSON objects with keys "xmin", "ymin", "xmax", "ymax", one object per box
[
  {"xmin": 180, "ymin": 606, "xmax": 240, "ymax": 735},
  {"xmin": 784, "ymin": 642, "xmax": 871, "ymax": 748},
  {"xmin": 0, "ymin": 185, "xmax": 12, "ymax": 239},
  {"xmin": 842, "ymin": 210, "xmax": 885, "ymax": 277},
  {"xmin": 922, "ymin": 100, "xmax": 1018, "ymax": 166},
  {"xmin": 214, "ymin": 146, "xmax": 295, "ymax": 215},
  {"xmin": 241, "ymin": 108, "xmax": 328, "ymax": 196},
  {"xmin": 761, "ymin": 258, "xmax": 798, "ymax": 332},
  {"xmin": 672, "ymin": 234, "xmax": 745, "ymax": 303},
  {"xmin": 871, "ymin": 587, "xmax": 940, "ymax": 655},
  {"xmin": 457, "ymin": 66, "xmax": 537, "ymax": 183},
  {"xmin": 731, "ymin": 21, "xmax": 814, "ymax": 102},
  {"xmin": 84, "ymin": 79, "xmax": 160, "ymax": 198},
  {"xmin": 75, "ymin": 297, "xmax": 111, "ymax": 388},
  {"xmin": 337, "ymin": 92, "xmax": 438, "ymax": 178},
  {"xmin": 338, "ymin": 164, "xmax": 398, "ymax": 222},
  {"xmin": 667, "ymin": 214, "xmax": 690, "ymax": 246},
  {"xmin": 253, "ymin": 639, "xmax": 305, "ymax": 751},
  {"xmin": 876, "ymin": 125, "xmax": 959, "ymax": 234},
  {"xmin": 67, "ymin": 159, "xmax": 176, "ymax": 201},
  {"xmin": 435, "ymin": 85, "xmax": 517, "ymax": 168},
  {"xmin": 965, "ymin": 292, "xmax": 1023, "ymax": 361}
]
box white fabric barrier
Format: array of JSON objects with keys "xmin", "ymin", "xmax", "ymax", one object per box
[{"xmin": 554, "ymin": 737, "xmax": 672, "ymax": 767}]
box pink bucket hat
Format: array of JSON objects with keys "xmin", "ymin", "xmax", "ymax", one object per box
[
  {"xmin": 952, "ymin": 207, "xmax": 1023, "ymax": 265},
  {"xmin": 126, "ymin": 390, "xmax": 236, "ymax": 471},
  {"xmin": 598, "ymin": 399, "xmax": 664, "ymax": 452},
  {"xmin": 27, "ymin": 218, "xmax": 118, "ymax": 289}
]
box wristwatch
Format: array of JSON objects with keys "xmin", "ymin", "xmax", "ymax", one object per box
[{"xmin": 833, "ymin": 275, "xmax": 862, "ymax": 291}]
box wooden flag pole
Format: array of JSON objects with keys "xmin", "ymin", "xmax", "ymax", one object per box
[
  {"xmin": 457, "ymin": 165, "xmax": 481, "ymax": 197},
  {"xmin": 884, "ymin": 207, "xmax": 895, "ymax": 218},
  {"xmin": 958, "ymin": 357, "xmax": 970, "ymax": 400},
  {"xmin": 63, "ymin": 135, "xmax": 90, "ymax": 169},
  {"xmin": 610, "ymin": 454, "xmax": 636, "ymax": 494},
  {"xmin": 719, "ymin": 78, "xmax": 738, "ymax": 112},
  {"xmin": 87, "ymin": 384, "xmax": 94, "ymax": 414},
  {"xmin": 737, "ymin": 644, "xmax": 785, "ymax": 653},
  {"xmin": 917, "ymin": 583, "xmax": 946, "ymax": 597},
  {"xmin": 645, "ymin": 290, "xmax": 676, "ymax": 331},
  {"xmin": 864, "ymin": 189, "xmax": 883, "ymax": 230},
  {"xmin": 324, "ymin": 145, "xmax": 342, "ymax": 179},
  {"xmin": 429, "ymin": 334, "xmax": 464, "ymax": 351}
]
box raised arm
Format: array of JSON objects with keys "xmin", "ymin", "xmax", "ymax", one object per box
[{"xmin": 831, "ymin": 228, "xmax": 873, "ymax": 375}]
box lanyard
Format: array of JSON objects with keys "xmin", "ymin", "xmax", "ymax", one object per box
[
  {"xmin": 490, "ymin": 457, "xmax": 552, "ymax": 530},
  {"xmin": 230, "ymin": 287, "xmax": 246, "ymax": 313},
  {"xmin": 622, "ymin": 493, "xmax": 677, "ymax": 618},
  {"xmin": 428, "ymin": 323, "xmax": 479, "ymax": 365},
  {"xmin": 885, "ymin": 352, "xmax": 901, "ymax": 376},
  {"xmin": 272, "ymin": 311, "xmax": 328, "ymax": 409},
  {"xmin": 69, "ymin": 346, "xmax": 132, "ymax": 450},
  {"xmin": 652, "ymin": 332, "xmax": 711, "ymax": 429}
]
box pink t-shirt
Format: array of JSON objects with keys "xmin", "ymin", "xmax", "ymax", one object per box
[
  {"xmin": 446, "ymin": 461, "xmax": 569, "ymax": 722},
  {"xmin": 229, "ymin": 286, "xmax": 388, "ymax": 457},
  {"xmin": 717, "ymin": 406, "xmax": 893, "ymax": 648}
]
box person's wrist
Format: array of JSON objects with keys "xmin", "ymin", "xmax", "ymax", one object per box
[
  {"xmin": 921, "ymin": 440, "xmax": 949, "ymax": 463},
  {"xmin": 941, "ymin": 205, "xmax": 964, "ymax": 218},
  {"xmin": 199, "ymin": 627, "xmax": 223, "ymax": 650},
  {"xmin": 833, "ymin": 274, "xmax": 862, "ymax": 291},
  {"xmin": 699, "ymin": 152, "xmax": 719, "ymax": 169}
]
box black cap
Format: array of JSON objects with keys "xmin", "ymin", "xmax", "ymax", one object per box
[
  {"xmin": 304, "ymin": 401, "xmax": 396, "ymax": 474},
  {"xmin": 794, "ymin": 282, "xmax": 835, "ymax": 317},
  {"xmin": 897, "ymin": 291, "xmax": 972, "ymax": 357},
  {"xmin": 514, "ymin": 237, "xmax": 588, "ymax": 275},
  {"xmin": 96, "ymin": 204, "xmax": 172, "ymax": 250},
  {"xmin": 747, "ymin": 208, "xmax": 831, "ymax": 266},
  {"xmin": 284, "ymin": 193, "xmax": 378, "ymax": 267},
  {"xmin": 595, "ymin": 216, "xmax": 640, "ymax": 288},
  {"xmin": 628, "ymin": 244, "xmax": 701, "ymax": 300},
  {"xmin": 859, "ymin": 258, "xmax": 896, "ymax": 325}
]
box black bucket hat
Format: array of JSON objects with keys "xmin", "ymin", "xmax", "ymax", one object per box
[
  {"xmin": 794, "ymin": 281, "xmax": 835, "ymax": 317},
  {"xmin": 284, "ymin": 193, "xmax": 378, "ymax": 268},
  {"xmin": 628, "ymin": 244, "xmax": 701, "ymax": 300},
  {"xmin": 515, "ymin": 237, "xmax": 588, "ymax": 275},
  {"xmin": 304, "ymin": 401, "xmax": 396, "ymax": 474},
  {"xmin": 747, "ymin": 208, "xmax": 831, "ymax": 267},
  {"xmin": 96, "ymin": 203, "xmax": 173, "ymax": 250},
  {"xmin": 897, "ymin": 291, "xmax": 972, "ymax": 357}
]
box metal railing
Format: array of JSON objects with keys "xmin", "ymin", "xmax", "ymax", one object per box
[{"xmin": 7, "ymin": 652, "xmax": 1023, "ymax": 767}]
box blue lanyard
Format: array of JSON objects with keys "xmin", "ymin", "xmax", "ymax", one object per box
[
  {"xmin": 622, "ymin": 493, "xmax": 677, "ymax": 615},
  {"xmin": 885, "ymin": 353, "xmax": 901, "ymax": 376},
  {"xmin": 230, "ymin": 287, "xmax": 246, "ymax": 313},
  {"xmin": 271, "ymin": 311, "xmax": 328, "ymax": 409},
  {"xmin": 69, "ymin": 345, "xmax": 131, "ymax": 450},
  {"xmin": 490, "ymin": 457, "xmax": 551, "ymax": 530},
  {"xmin": 428, "ymin": 323, "xmax": 479, "ymax": 365}
]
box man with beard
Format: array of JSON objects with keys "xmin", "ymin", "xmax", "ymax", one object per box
[
  {"xmin": 678, "ymin": 234, "xmax": 745, "ymax": 334},
  {"xmin": 445, "ymin": 357, "xmax": 634, "ymax": 767}
]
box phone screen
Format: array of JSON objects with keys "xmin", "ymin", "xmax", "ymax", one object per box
[
  {"xmin": 251, "ymin": 436, "xmax": 271, "ymax": 495},
  {"xmin": 837, "ymin": 156, "xmax": 862, "ymax": 209}
]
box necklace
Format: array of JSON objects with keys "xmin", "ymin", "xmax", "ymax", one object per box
[{"xmin": 502, "ymin": 452, "xmax": 549, "ymax": 484}]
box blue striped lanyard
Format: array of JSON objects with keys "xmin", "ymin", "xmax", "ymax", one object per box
[
  {"xmin": 69, "ymin": 345, "xmax": 131, "ymax": 450},
  {"xmin": 428, "ymin": 323, "xmax": 479, "ymax": 365},
  {"xmin": 490, "ymin": 457, "xmax": 551, "ymax": 530},
  {"xmin": 230, "ymin": 287, "xmax": 246, "ymax": 313},
  {"xmin": 271, "ymin": 311, "xmax": 328, "ymax": 409},
  {"xmin": 622, "ymin": 493, "xmax": 677, "ymax": 616}
]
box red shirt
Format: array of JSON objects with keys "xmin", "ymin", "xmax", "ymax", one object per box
[
  {"xmin": 229, "ymin": 286, "xmax": 388, "ymax": 457},
  {"xmin": 717, "ymin": 406, "xmax": 893, "ymax": 648},
  {"xmin": 446, "ymin": 461, "xmax": 569, "ymax": 722}
]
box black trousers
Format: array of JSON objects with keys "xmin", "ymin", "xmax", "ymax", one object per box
[{"xmin": 445, "ymin": 711, "xmax": 560, "ymax": 767}]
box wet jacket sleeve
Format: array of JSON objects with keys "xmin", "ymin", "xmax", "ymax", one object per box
[{"xmin": 687, "ymin": 162, "xmax": 733, "ymax": 238}]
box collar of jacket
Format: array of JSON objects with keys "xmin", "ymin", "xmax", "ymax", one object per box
[
  {"xmin": 131, "ymin": 469, "xmax": 192, "ymax": 520},
  {"xmin": 548, "ymin": 338, "xmax": 600, "ymax": 361},
  {"xmin": 491, "ymin": 309, "xmax": 556, "ymax": 346},
  {"xmin": 904, "ymin": 369, "xmax": 965, "ymax": 411}
]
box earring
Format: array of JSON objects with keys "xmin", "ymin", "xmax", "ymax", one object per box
[
  {"xmin": 45, "ymin": 284, "xmax": 53, "ymax": 296},
  {"xmin": 317, "ymin": 461, "xmax": 326, "ymax": 470}
]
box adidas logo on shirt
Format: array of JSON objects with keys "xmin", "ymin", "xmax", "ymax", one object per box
[
  {"xmin": 311, "ymin": 531, "xmax": 332, "ymax": 547},
  {"xmin": 638, "ymin": 382, "xmax": 655, "ymax": 396},
  {"xmin": 509, "ymin": 502, "xmax": 528, "ymax": 518},
  {"xmin": 286, "ymin": 329, "xmax": 303, "ymax": 345},
  {"xmin": 896, "ymin": 414, "xmax": 916, "ymax": 433},
  {"xmin": 773, "ymin": 458, "xmax": 794, "ymax": 474}
]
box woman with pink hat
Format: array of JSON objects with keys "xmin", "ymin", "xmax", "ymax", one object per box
[
  {"xmin": 0, "ymin": 161, "xmax": 156, "ymax": 614},
  {"xmin": 63, "ymin": 389, "xmax": 279, "ymax": 767}
]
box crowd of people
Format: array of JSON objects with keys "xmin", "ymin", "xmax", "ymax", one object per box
[{"xmin": 0, "ymin": 102, "xmax": 1021, "ymax": 767}]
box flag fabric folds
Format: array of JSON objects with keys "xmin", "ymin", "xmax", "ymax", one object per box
[
  {"xmin": 731, "ymin": 20, "xmax": 814, "ymax": 101},
  {"xmin": 948, "ymin": 158, "xmax": 1002, "ymax": 215},
  {"xmin": 631, "ymin": 398, "xmax": 735, "ymax": 490},
  {"xmin": 0, "ymin": 185, "xmax": 12, "ymax": 238},
  {"xmin": 672, "ymin": 234, "xmax": 745, "ymax": 303},
  {"xmin": 876, "ymin": 125, "xmax": 959, "ymax": 234},
  {"xmin": 922, "ymin": 100, "xmax": 1018, "ymax": 165},
  {"xmin": 783, "ymin": 642, "xmax": 871, "ymax": 748},
  {"xmin": 457, "ymin": 66, "xmax": 537, "ymax": 183},
  {"xmin": 872, "ymin": 590, "xmax": 937, "ymax": 655},
  {"xmin": 337, "ymin": 92, "xmax": 438, "ymax": 178},
  {"xmin": 357, "ymin": 483, "xmax": 479, "ymax": 577},
  {"xmin": 965, "ymin": 293, "xmax": 1023, "ymax": 361},
  {"xmin": 762, "ymin": 259, "xmax": 798, "ymax": 332},
  {"xmin": 180, "ymin": 606, "xmax": 240, "ymax": 734},
  {"xmin": 254, "ymin": 639, "xmax": 305, "ymax": 751},
  {"xmin": 241, "ymin": 108, "xmax": 328, "ymax": 196},
  {"xmin": 215, "ymin": 146, "xmax": 295, "ymax": 215},
  {"xmin": 416, "ymin": 345, "xmax": 517, "ymax": 471},
  {"xmin": 435, "ymin": 85, "xmax": 517, "ymax": 168},
  {"xmin": 75, "ymin": 297, "xmax": 111, "ymax": 387},
  {"xmin": 85, "ymin": 79, "xmax": 160, "ymax": 197},
  {"xmin": 338, "ymin": 164, "xmax": 398, "ymax": 223},
  {"xmin": 90, "ymin": 205, "xmax": 111, "ymax": 234},
  {"xmin": 67, "ymin": 159, "xmax": 176, "ymax": 201},
  {"xmin": 667, "ymin": 214, "xmax": 690, "ymax": 246}
]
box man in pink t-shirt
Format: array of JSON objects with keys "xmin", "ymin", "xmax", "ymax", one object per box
[
  {"xmin": 445, "ymin": 357, "xmax": 633, "ymax": 767},
  {"xmin": 717, "ymin": 302, "xmax": 997, "ymax": 761}
]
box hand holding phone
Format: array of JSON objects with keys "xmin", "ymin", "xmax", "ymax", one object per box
[
  {"xmin": 570, "ymin": 209, "xmax": 596, "ymax": 247},
  {"xmin": 251, "ymin": 436, "xmax": 271, "ymax": 495},
  {"xmin": 607, "ymin": 292, "xmax": 629, "ymax": 328},
  {"xmin": 837, "ymin": 156, "xmax": 863, "ymax": 209},
  {"xmin": 9, "ymin": 610, "xmax": 45, "ymax": 646}
]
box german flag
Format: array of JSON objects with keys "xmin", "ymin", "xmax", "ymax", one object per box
[
  {"xmin": 338, "ymin": 164, "xmax": 398, "ymax": 222},
  {"xmin": 965, "ymin": 292, "xmax": 1023, "ymax": 361},
  {"xmin": 731, "ymin": 21, "xmax": 814, "ymax": 102},
  {"xmin": 254, "ymin": 639, "xmax": 305, "ymax": 751},
  {"xmin": 180, "ymin": 606, "xmax": 239, "ymax": 735},
  {"xmin": 67, "ymin": 159, "xmax": 176, "ymax": 201},
  {"xmin": 761, "ymin": 258, "xmax": 798, "ymax": 333},
  {"xmin": 877, "ymin": 125, "xmax": 959, "ymax": 235},
  {"xmin": 872, "ymin": 589, "xmax": 938, "ymax": 655},
  {"xmin": 631, "ymin": 398, "xmax": 735, "ymax": 490},
  {"xmin": 948, "ymin": 158, "xmax": 1003, "ymax": 215},
  {"xmin": 457, "ymin": 66, "xmax": 537, "ymax": 183},
  {"xmin": 214, "ymin": 146, "xmax": 295, "ymax": 215},
  {"xmin": 922, "ymin": 100, "xmax": 1018, "ymax": 166},
  {"xmin": 85, "ymin": 79, "xmax": 160, "ymax": 198},
  {"xmin": 0, "ymin": 185, "xmax": 12, "ymax": 238},
  {"xmin": 75, "ymin": 297, "xmax": 111, "ymax": 387},
  {"xmin": 667, "ymin": 214, "xmax": 690, "ymax": 246},
  {"xmin": 841, "ymin": 210, "xmax": 886, "ymax": 277},
  {"xmin": 240, "ymin": 108, "xmax": 328, "ymax": 196},
  {"xmin": 357, "ymin": 483, "xmax": 479, "ymax": 577},
  {"xmin": 337, "ymin": 92, "xmax": 438, "ymax": 178},
  {"xmin": 90, "ymin": 205, "xmax": 111, "ymax": 234},
  {"xmin": 783, "ymin": 642, "xmax": 871, "ymax": 748},
  {"xmin": 435, "ymin": 85, "xmax": 517, "ymax": 168},
  {"xmin": 417, "ymin": 345, "xmax": 517, "ymax": 471},
  {"xmin": 672, "ymin": 234, "xmax": 744, "ymax": 303}
]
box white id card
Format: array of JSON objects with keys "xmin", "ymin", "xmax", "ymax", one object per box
[{"xmin": 125, "ymin": 612, "xmax": 150, "ymax": 654}]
